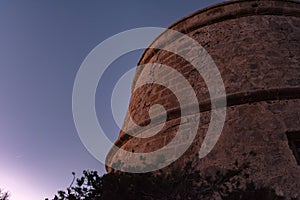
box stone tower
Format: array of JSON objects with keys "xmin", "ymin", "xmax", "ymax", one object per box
[{"xmin": 106, "ymin": 0, "xmax": 300, "ymax": 197}]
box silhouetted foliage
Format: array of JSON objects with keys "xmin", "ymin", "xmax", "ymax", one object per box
[
  {"xmin": 0, "ymin": 189, "xmax": 9, "ymax": 200},
  {"xmin": 47, "ymin": 159, "xmax": 290, "ymax": 200}
]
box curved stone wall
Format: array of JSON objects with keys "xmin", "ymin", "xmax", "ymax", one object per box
[{"xmin": 106, "ymin": 0, "xmax": 300, "ymax": 197}]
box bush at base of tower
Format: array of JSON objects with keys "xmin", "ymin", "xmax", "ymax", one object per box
[{"xmin": 46, "ymin": 160, "xmax": 294, "ymax": 200}]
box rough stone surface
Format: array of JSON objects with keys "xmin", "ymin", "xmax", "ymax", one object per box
[{"xmin": 106, "ymin": 0, "xmax": 300, "ymax": 198}]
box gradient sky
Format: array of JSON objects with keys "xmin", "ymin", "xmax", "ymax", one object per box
[{"xmin": 0, "ymin": 1, "xmax": 224, "ymax": 199}]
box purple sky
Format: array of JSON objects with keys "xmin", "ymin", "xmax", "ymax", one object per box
[{"xmin": 0, "ymin": 1, "xmax": 224, "ymax": 199}]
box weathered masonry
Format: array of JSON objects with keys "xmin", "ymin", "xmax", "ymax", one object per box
[{"xmin": 106, "ymin": 0, "xmax": 300, "ymax": 197}]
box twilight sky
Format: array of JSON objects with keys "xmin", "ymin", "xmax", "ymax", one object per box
[{"xmin": 0, "ymin": 1, "xmax": 224, "ymax": 199}]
